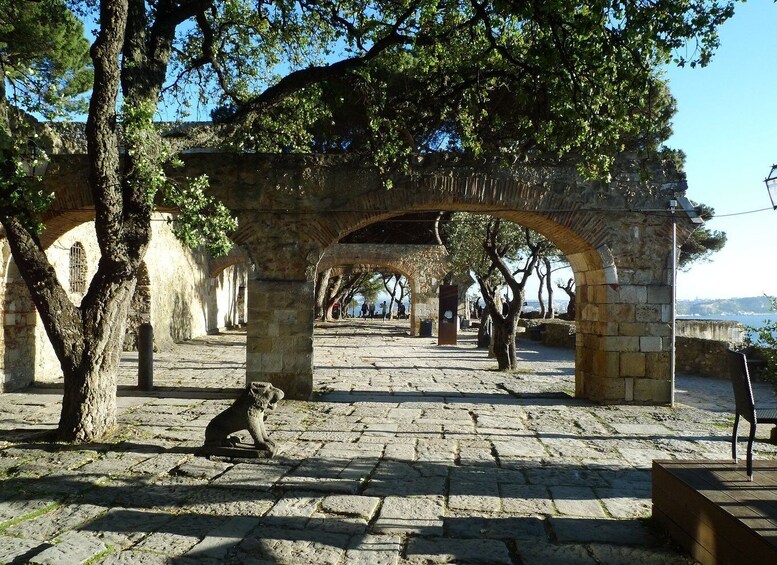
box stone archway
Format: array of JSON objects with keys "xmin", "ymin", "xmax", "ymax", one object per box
[
  {"xmin": 1, "ymin": 255, "xmax": 37, "ymax": 392},
  {"xmin": 318, "ymin": 243, "xmax": 450, "ymax": 335},
  {"xmin": 43, "ymin": 153, "xmax": 691, "ymax": 405},
  {"xmin": 193, "ymin": 155, "xmax": 685, "ymax": 405}
]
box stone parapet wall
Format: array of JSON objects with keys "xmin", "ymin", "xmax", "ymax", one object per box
[
  {"xmin": 676, "ymin": 319, "xmax": 745, "ymax": 343},
  {"xmin": 675, "ymin": 337, "xmax": 737, "ymax": 379},
  {"xmin": 522, "ymin": 318, "xmax": 742, "ymax": 380}
]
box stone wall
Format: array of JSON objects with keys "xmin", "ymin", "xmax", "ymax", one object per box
[
  {"xmin": 676, "ymin": 319, "xmax": 745, "ymax": 343},
  {"xmin": 2, "ymin": 214, "xmax": 247, "ymax": 389},
  {"xmin": 520, "ymin": 318, "xmax": 743, "ymax": 380},
  {"xmin": 675, "ymin": 337, "xmax": 736, "ymax": 379}
]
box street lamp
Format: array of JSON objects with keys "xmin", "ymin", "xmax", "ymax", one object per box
[{"xmin": 764, "ymin": 165, "xmax": 777, "ymax": 209}]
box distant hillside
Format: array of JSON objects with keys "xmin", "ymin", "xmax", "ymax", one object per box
[{"xmin": 677, "ymin": 296, "xmax": 774, "ymax": 316}]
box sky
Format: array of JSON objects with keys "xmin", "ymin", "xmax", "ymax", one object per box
[{"xmin": 666, "ymin": 0, "xmax": 777, "ymax": 300}]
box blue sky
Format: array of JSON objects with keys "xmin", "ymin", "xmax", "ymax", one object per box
[{"xmin": 667, "ymin": 0, "xmax": 777, "ymax": 300}]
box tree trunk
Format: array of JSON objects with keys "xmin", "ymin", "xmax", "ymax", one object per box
[
  {"xmin": 314, "ymin": 268, "xmax": 332, "ymax": 320},
  {"xmin": 477, "ymin": 308, "xmax": 491, "ymax": 348},
  {"xmin": 59, "ymin": 280, "xmax": 136, "ymax": 440},
  {"xmin": 537, "ymin": 276, "xmax": 546, "ymax": 318},
  {"xmin": 490, "ymin": 311, "xmax": 518, "ymax": 370},
  {"xmin": 544, "ymin": 258, "xmax": 554, "ymax": 319}
]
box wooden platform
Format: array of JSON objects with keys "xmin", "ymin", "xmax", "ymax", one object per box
[{"xmin": 653, "ymin": 460, "xmax": 777, "ymax": 565}]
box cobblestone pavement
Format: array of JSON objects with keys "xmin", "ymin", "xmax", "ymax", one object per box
[{"xmin": 1, "ymin": 320, "xmax": 776, "ymax": 564}]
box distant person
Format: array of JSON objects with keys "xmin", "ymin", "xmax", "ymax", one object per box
[
  {"xmin": 369, "ymin": 302, "xmax": 375, "ymax": 319},
  {"xmin": 381, "ymin": 301, "xmax": 387, "ymax": 320},
  {"xmin": 360, "ymin": 302, "xmax": 368, "ymax": 318},
  {"xmin": 398, "ymin": 302, "xmax": 406, "ymax": 319}
]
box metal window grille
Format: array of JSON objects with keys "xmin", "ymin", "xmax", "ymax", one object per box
[{"xmin": 69, "ymin": 243, "xmax": 87, "ymax": 294}]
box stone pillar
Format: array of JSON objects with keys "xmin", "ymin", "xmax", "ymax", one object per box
[
  {"xmin": 571, "ymin": 234, "xmax": 673, "ymax": 405},
  {"xmin": 411, "ymin": 273, "xmax": 440, "ymax": 336},
  {"xmin": 247, "ymin": 278, "xmax": 315, "ymax": 400}
]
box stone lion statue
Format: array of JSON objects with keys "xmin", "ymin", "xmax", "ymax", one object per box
[{"xmin": 204, "ymin": 381, "xmax": 284, "ymax": 456}]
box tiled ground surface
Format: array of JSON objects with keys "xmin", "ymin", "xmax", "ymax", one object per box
[{"xmin": 0, "ymin": 320, "xmax": 775, "ymax": 564}]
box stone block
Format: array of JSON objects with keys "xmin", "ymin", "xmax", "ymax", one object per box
[
  {"xmin": 604, "ymin": 303, "xmax": 635, "ymax": 322},
  {"xmin": 646, "ymin": 352, "xmax": 671, "ymax": 380},
  {"xmin": 647, "ymin": 285, "xmax": 672, "ymax": 304},
  {"xmin": 582, "ymin": 304, "xmax": 599, "ymax": 321},
  {"xmin": 617, "ymin": 285, "xmax": 647, "ymax": 304},
  {"xmin": 633, "ymin": 378, "xmax": 671, "ymax": 404},
  {"xmin": 601, "ymin": 336, "xmax": 639, "ymax": 352},
  {"xmin": 246, "ymin": 353, "xmax": 262, "ymax": 372},
  {"xmin": 585, "ymin": 270, "xmax": 605, "ymax": 285},
  {"xmin": 597, "ymin": 285, "xmax": 620, "ymax": 304},
  {"xmin": 645, "ymin": 322, "xmax": 672, "ymax": 337},
  {"xmin": 248, "ymin": 337, "xmax": 274, "ymax": 354},
  {"xmin": 582, "ymin": 334, "xmax": 600, "ymax": 351},
  {"xmin": 620, "ymin": 353, "xmax": 646, "ymax": 377},
  {"xmin": 635, "ymin": 304, "xmax": 661, "ymax": 323},
  {"xmin": 624, "ymin": 377, "xmax": 634, "ymax": 401},
  {"xmin": 619, "ymin": 322, "xmax": 647, "ymax": 337},
  {"xmin": 261, "ymin": 352, "xmax": 283, "ymax": 373},
  {"xmin": 593, "ymin": 351, "xmax": 620, "ymax": 378},
  {"xmin": 602, "ymin": 378, "xmax": 626, "ymax": 402},
  {"xmin": 639, "ymin": 336, "xmax": 663, "ymax": 352}
]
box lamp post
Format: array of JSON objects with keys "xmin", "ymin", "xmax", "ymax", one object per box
[
  {"xmin": 663, "ymin": 178, "xmax": 688, "ymax": 408},
  {"xmin": 764, "ymin": 165, "xmax": 777, "ymax": 209}
]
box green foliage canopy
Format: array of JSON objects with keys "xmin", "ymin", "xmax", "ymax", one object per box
[
  {"xmin": 0, "ymin": 0, "xmax": 92, "ymax": 117},
  {"xmin": 171, "ymin": 0, "xmax": 734, "ymax": 178},
  {"xmin": 678, "ymin": 202, "xmax": 727, "ymax": 269}
]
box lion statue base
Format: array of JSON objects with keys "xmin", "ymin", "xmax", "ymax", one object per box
[{"xmin": 197, "ymin": 381, "xmax": 284, "ymax": 459}]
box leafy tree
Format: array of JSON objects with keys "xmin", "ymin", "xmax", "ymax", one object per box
[
  {"xmin": 678, "ymin": 203, "xmax": 727, "ymax": 269},
  {"xmin": 357, "ymin": 274, "xmax": 385, "ymax": 314},
  {"xmin": 1, "ymin": 0, "xmax": 735, "ymax": 441},
  {"xmin": 444, "ymin": 213, "xmax": 553, "ymax": 369}
]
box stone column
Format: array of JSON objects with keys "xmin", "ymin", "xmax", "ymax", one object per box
[
  {"xmin": 247, "ymin": 278, "xmax": 315, "ymax": 400},
  {"xmin": 244, "ymin": 232, "xmax": 322, "ymax": 401},
  {"xmin": 571, "ymin": 228, "xmax": 674, "ymax": 405},
  {"xmin": 411, "ymin": 273, "xmax": 440, "ymax": 336}
]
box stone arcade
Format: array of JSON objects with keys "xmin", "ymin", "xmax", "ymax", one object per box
[{"xmin": 24, "ymin": 152, "xmax": 694, "ymax": 406}]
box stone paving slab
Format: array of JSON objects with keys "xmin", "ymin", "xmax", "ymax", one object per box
[{"xmin": 0, "ymin": 322, "xmax": 775, "ymax": 563}]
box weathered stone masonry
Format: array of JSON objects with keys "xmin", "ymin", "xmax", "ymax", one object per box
[{"xmin": 42, "ymin": 153, "xmax": 694, "ymax": 405}]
